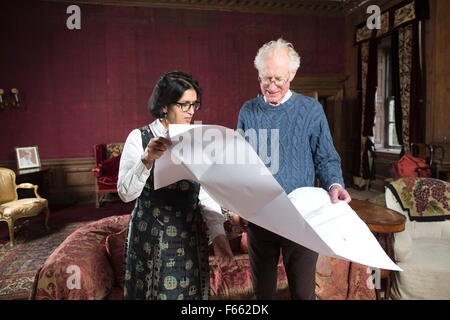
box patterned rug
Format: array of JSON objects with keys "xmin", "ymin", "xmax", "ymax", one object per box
[
  {"xmin": 0, "ymin": 200, "xmax": 135, "ymax": 300},
  {"xmin": 0, "ymin": 219, "xmax": 94, "ymax": 300}
]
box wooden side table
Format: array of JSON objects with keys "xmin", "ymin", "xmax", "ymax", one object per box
[
  {"xmin": 14, "ymin": 166, "xmax": 50, "ymax": 199},
  {"xmin": 349, "ymin": 199, "xmax": 406, "ymax": 300}
]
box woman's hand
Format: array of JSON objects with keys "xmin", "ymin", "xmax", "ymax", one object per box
[
  {"xmin": 141, "ymin": 136, "xmax": 172, "ymax": 169},
  {"xmin": 212, "ymin": 234, "xmax": 234, "ymax": 259}
]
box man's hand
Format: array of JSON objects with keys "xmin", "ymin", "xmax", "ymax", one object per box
[
  {"xmin": 212, "ymin": 234, "xmax": 234, "ymax": 259},
  {"xmin": 329, "ymin": 184, "xmax": 352, "ymax": 204}
]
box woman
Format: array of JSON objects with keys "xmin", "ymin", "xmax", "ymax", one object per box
[{"xmin": 118, "ymin": 71, "xmax": 233, "ymax": 300}]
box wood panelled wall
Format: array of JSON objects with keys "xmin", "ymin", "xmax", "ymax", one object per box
[
  {"xmin": 426, "ymin": 0, "xmax": 450, "ymax": 145},
  {"xmin": 0, "ymin": 159, "xmax": 96, "ymax": 204},
  {"xmin": 45, "ymin": 158, "xmax": 96, "ymax": 204}
]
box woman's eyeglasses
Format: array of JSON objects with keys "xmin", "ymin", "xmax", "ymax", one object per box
[{"xmin": 174, "ymin": 101, "xmax": 201, "ymax": 112}]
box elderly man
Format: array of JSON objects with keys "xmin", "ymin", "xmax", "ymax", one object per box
[{"xmin": 236, "ymin": 38, "xmax": 351, "ymax": 300}]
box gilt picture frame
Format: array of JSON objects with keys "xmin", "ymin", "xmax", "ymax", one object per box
[{"xmin": 15, "ymin": 146, "xmax": 41, "ymax": 169}]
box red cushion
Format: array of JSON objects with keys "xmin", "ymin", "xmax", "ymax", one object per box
[
  {"xmin": 32, "ymin": 215, "xmax": 130, "ymax": 300},
  {"xmin": 101, "ymin": 154, "xmax": 121, "ymax": 177},
  {"xmin": 105, "ymin": 227, "xmax": 127, "ymax": 289},
  {"xmin": 209, "ymin": 253, "xmax": 289, "ymax": 300},
  {"xmin": 98, "ymin": 176, "xmax": 118, "ymax": 186}
]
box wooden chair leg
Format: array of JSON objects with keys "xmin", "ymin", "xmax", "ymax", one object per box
[
  {"xmin": 94, "ymin": 178, "xmax": 101, "ymax": 208},
  {"xmin": 8, "ymin": 219, "xmax": 15, "ymax": 247},
  {"xmin": 96, "ymin": 192, "xmax": 100, "ymax": 208},
  {"xmin": 44, "ymin": 207, "xmax": 50, "ymax": 230}
]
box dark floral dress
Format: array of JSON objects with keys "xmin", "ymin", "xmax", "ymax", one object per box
[{"xmin": 123, "ymin": 126, "xmax": 210, "ymax": 300}]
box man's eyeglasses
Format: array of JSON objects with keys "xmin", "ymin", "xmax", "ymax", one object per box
[
  {"xmin": 174, "ymin": 101, "xmax": 201, "ymax": 112},
  {"xmin": 258, "ymin": 76, "xmax": 289, "ymax": 87}
]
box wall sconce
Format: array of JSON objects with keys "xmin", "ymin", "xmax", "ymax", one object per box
[
  {"xmin": 0, "ymin": 88, "xmax": 21, "ymax": 110},
  {"xmin": 0, "ymin": 89, "xmax": 4, "ymax": 110}
]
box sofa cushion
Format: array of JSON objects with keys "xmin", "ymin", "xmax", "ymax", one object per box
[
  {"xmin": 105, "ymin": 227, "xmax": 127, "ymax": 289},
  {"xmin": 209, "ymin": 253, "xmax": 290, "ymax": 300},
  {"xmin": 32, "ymin": 215, "xmax": 130, "ymax": 300},
  {"xmin": 315, "ymin": 255, "xmax": 376, "ymax": 300},
  {"xmin": 0, "ymin": 198, "xmax": 48, "ymax": 218}
]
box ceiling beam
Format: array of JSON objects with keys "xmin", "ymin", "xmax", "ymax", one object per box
[{"xmin": 46, "ymin": 0, "xmax": 368, "ymax": 17}]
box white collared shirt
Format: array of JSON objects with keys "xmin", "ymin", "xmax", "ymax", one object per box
[
  {"xmin": 117, "ymin": 119, "xmax": 225, "ymax": 241},
  {"xmin": 263, "ymin": 89, "xmax": 293, "ymax": 105}
]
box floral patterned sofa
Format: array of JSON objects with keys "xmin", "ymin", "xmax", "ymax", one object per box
[{"xmin": 30, "ymin": 214, "xmax": 375, "ymax": 300}]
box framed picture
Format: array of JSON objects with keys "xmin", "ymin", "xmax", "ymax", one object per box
[{"xmin": 15, "ymin": 146, "xmax": 41, "ymax": 169}]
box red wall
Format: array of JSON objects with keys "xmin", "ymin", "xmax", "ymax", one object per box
[{"xmin": 0, "ymin": 0, "xmax": 345, "ymax": 161}]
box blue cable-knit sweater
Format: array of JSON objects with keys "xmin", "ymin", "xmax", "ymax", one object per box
[{"xmin": 237, "ymin": 91, "xmax": 344, "ymax": 194}]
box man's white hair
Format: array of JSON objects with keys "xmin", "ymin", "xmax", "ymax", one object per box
[{"xmin": 254, "ymin": 38, "xmax": 300, "ymax": 76}]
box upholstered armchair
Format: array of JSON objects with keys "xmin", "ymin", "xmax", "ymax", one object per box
[
  {"xmin": 0, "ymin": 168, "xmax": 50, "ymax": 246},
  {"xmin": 385, "ymin": 177, "xmax": 450, "ymax": 299},
  {"xmin": 92, "ymin": 143, "xmax": 124, "ymax": 208}
]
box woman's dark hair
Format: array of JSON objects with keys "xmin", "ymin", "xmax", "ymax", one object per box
[{"xmin": 148, "ymin": 71, "xmax": 202, "ymax": 118}]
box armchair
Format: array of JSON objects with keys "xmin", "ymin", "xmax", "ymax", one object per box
[
  {"xmin": 385, "ymin": 177, "xmax": 450, "ymax": 299},
  {"xmin": 92, "ymin": 143, "xmax": 124, "ymax": 208},
  {"xmin": 0, "ymin": 168, "xmax": 50, "ymax": 247}
]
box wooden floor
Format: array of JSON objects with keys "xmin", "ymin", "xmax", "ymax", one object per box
[{"xmin": 347, "ymin": 187, "xmax": 383, "ymax": 202}]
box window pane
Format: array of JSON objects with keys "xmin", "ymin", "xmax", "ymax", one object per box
[
  {"xmin": 388, "ymin": 123, "xmax": 400, "ymax": 147},
  {"xmin": 388, "ymin": 99, "xmax": 395, "ymax": 122}
]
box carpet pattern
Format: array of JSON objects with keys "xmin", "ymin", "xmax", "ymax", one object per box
[
  {"xmin": 0, "ymin": 220, "xmax": 93, "ymax": 299},
  {"xmin": 0, "ymin": 201, "xmax": 134, "ymax": 300}
]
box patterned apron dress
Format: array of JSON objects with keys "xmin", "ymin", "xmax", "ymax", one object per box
[{"xmin": 123, "ymin": 125, "xmax": 210, "ymax": 300}]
